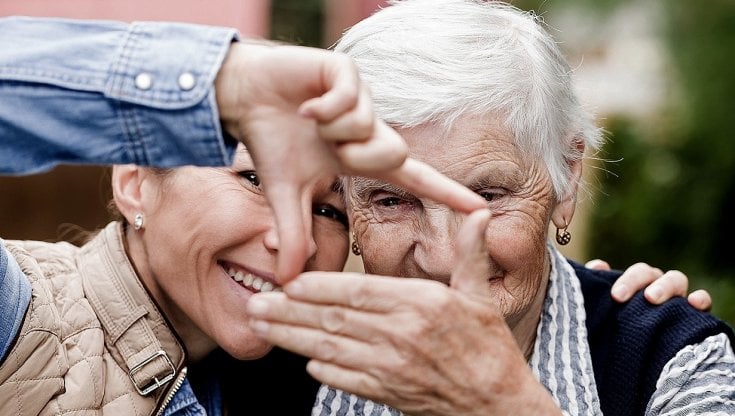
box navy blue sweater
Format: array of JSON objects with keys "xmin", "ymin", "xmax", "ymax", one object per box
[{"xmin": 573, "ymin": 261, "xmax": 735, "ymax": 415}]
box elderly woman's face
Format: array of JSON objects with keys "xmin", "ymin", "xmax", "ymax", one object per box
[
  {"xmin": 350, "ymin": 116, "xmax": 557, "ymax": 327},
  {"xmin": 136, "ymin": 147, "xmax": 349, "ymax": 360}
]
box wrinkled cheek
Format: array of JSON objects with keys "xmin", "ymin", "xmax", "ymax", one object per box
[
  {"xmin": 486, "ymin": 230, "xmax": 547, "ymax": 315},
  {"xmin": 359, "ymin": 224, "xmax": 408, "ymax": 276}
]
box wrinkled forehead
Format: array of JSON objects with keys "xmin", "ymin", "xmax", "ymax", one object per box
[
  {"xmin": 396, "ymin": 115, "xmax": 523, "ymax": 166},
  {"xmin": 348, "ymin": 117, "xmax": 532, "ymax": 200}
]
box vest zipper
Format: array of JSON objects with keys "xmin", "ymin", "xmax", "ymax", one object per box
[{"xmin": 155, "ymin": 367, "xmax": 188, "ymax": 416}]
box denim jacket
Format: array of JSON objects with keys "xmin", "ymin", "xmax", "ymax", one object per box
[{"xmin": 0, "ymin": 16, "xmax": 238, "ymax": 415}]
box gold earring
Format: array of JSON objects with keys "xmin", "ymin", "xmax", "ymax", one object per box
[
  {"xmin": 351, "ymin": 233, "xmax": 361, "ymax": 256},
  {"xmin": 133, "ymin": 213, "xmax": 144, "ymax": 231},
  {"xmin": 555, "ymin": 220, "xmax": 571, "ymax": 245}
]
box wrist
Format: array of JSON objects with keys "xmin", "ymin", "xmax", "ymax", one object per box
[
  {"xmin": 214, "ymin": 42, "xmax": 245, "ymax": 139},
  {"xmin": 214, "ymin": 39, "xmax": 283, "ymax": 140}
]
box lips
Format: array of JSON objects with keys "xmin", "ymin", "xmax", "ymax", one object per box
[{"xmin": 221, "ymin": 262, "xmax": 282, "ymax": 293}]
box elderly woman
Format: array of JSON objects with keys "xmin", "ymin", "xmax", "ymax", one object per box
[{"xmin": 245, "ymin": 1, "xmax": 735, "ymax": 415}]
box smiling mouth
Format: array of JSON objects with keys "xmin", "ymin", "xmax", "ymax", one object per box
[{"xmin": 223, "ymin": 264, "xmax": 282, "ymax": 293}]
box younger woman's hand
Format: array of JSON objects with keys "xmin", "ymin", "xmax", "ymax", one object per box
[{"xmin": 586, "ymin": 260, "xmax": 712, "ymax": 312}]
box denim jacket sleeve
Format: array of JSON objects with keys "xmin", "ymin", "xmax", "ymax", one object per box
[{"xmin": 0, "ymin": 16, "xmax": 239, "ymax": 174}]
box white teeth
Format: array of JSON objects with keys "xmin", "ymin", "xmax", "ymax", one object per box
[
  {"xmin": 225, "ymin": 265, "xmax": 280, "ymax": 293},
  {"xmin": 244, "ymin": 273, "xmax": 254, "ymax": 286}
]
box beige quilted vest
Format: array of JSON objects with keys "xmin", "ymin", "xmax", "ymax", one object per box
[{"xmin": 0, "ymin": 222, "xmax": 187, "ymax": 416}]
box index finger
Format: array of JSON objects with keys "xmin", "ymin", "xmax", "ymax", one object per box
[
  {"xmin": 284, "ymin": 272, "xmax": 447, "ymax": 312},
  {"xmin": 299, "ymin": 52, "xmax": 361, "ymax": 121},
  {"xmin": 610, "ymin": 262, "xmax": 662, "ymax": 302},
  {"xmin": 381, "ymin": 158, "xmax": 487, "ymax": 214}
]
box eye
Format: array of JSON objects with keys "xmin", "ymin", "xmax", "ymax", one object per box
[
  {"xmin": 377, "ymin": 196, "xmax": 405, "ymax": 207},
  {"xmin": 476, "ymin": 188, "xmax": 508, "ymax": 204},
  {"xmin": 479, "ymin": 191, "xmax": 497, "ymax": 202},
  {"xmin": 313, "ymin": 204, "xmax": 349, "ymax": 228},
  {"xmin": 237, "ymin": 170, "xmax": 261, "ymax": 187},
  {"xmin": 371, "ymin": 193, "xmax": 414, "ymax": 209}
]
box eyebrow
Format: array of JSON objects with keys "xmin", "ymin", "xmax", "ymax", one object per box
[
  {"xmin": 331, "ymin": 179, "xmax": 344, "ymax": 195},
  {"xmin": 350, "ymin": 177, "xmax": 411, "ymax": 200}
]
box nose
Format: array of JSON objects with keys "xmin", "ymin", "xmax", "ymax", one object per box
[{"xmin": 413, "ymin": 206, "xmax": 463, "ymax": 283}]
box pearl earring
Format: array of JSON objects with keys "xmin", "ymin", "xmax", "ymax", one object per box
[{"xmin": 133, "ymin": 213, "xmax": 144, "ymax": 231}]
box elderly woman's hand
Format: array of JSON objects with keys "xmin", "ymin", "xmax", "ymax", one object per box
[
  {"xmin": 587, "ymin": 260, "xmax": 713, "ymax": 311},
  {"xmin": 246, "ymin": 210, "xmax": 562, "ymax": 416},
  {"xmin": 215, "ymin": 41, "xmax": 486, "ymax": 281}
]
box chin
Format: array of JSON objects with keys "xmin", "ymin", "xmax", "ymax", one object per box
[{"xmin": 224, "ymin": 339, "xmax": 274, "ymax": 361}]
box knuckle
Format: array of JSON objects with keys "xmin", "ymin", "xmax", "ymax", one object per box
[
  {"xmin": 666, "ymin": 270, "xmax": 689, "ymax": 289},
  {"xmin": 335, "ymin": 51, "xmax": 355, "ymax": 67},
  {"xmin": 390, "ymin": 140, "xmax": 409, "ymax": 162},
  {"xmin": 629, "ymin": 262, "xmax": 651, "ymax": 275},
  {"xmin": 348, "ymin": 283, "xmax": 372, "ymax": 309},
  {"xmin": 391, "ymin": 353, "xmax": 412, "ymax": 375},
  {"xmin": 355, "ymin": 374, "xmax": 381, "ymax": 398},
  {"xmin": 321, "ymin": 306, "xmax": 348, "ymax": 333},
  {"xmin": 314, "ymin": 337, "xmax": 340, "ymax": 362},
  {"xmin": 351, "ymin": 115, "xmax": 374, "ymax": 138}
]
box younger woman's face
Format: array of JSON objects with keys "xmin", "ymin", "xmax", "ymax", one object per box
[{"xmin": 132, "ymin": 147, "xmax": 349, "ymax": 360}]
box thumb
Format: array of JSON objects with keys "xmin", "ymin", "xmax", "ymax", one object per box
[{"xmin": 450, "ymin": 209, "xmax": 493, "ymax": 300}]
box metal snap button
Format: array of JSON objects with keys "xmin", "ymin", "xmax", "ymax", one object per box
[
  {"xmin": 178, "ymin": 72, "xmax": 196, "ymax": 91},
  {"xmin": 134, "ymin": 73, "xmax": 153, "ymax": 90}
]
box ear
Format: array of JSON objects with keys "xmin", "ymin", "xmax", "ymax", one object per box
[
  {"xmin": 551, "ymin": 137, "xmax": 585, "ymax": 229},
  {"xmin": 111, "ymin": 165, "xmax": 146, "ymax": 224}
]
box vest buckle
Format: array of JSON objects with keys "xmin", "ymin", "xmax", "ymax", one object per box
[{"xmin": 128, "ymin": 350, "xmax": 176, "ymax": 396}]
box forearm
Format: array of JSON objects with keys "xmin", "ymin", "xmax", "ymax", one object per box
[{"xmin": 0, "ymin": 16, "xmax": 238, "ymax": 173}]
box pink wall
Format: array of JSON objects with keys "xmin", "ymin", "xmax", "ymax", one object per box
[
  {"xmin": 0, "ymin": 0, "xmax": 271, "ymax": 37},
  {"xmin": 323, "ymin": 0, "xmax": 387, "ymax": 46}
]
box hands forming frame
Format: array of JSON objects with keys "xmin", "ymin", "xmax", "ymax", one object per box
[{"xmin": 215, "ymin": 40, "xmax": 487, "ymax": 281}]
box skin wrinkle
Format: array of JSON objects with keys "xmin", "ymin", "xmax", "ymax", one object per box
[{"xmin": 349, "ymin": 114, "xmax": 570, "ymax": 359}]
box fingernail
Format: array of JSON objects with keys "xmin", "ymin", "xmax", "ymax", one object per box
[
  {"xmin": 611, "ymin": 283, "xmax": 630, "ymax": 300},
  {"xmin": 306, "ymin": 360, "xmax": 322, "ymax": 375},
  {"xmin": 249, "ymin": 319, "xmax": 270, "ymax": 335},
  {"xmin": 285, "ymin": 281, "xmax": 304, "ymax": 296},
  {"xmin": 646, "ymin": 286, "xmax": 663, "ymax": 303},
  {"xmin": 246, "ymin": 297, "xmax": 269, "ymax": 316}
]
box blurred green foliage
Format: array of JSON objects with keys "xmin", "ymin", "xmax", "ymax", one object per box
[
  {"xmin": 271, "ymin": 0, "xmax": 323, "ymax": 46},
  {"xmin": 587, "ymin": 0, "xmax": 735, "ymax": 324}
]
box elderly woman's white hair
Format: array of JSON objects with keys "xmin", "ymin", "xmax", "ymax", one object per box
[{"xmin": 334, "ymin": 0, "xmax": 603, "ymax": 200}]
